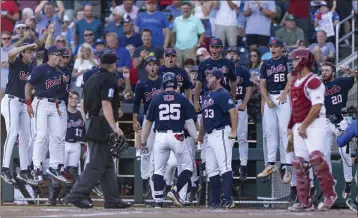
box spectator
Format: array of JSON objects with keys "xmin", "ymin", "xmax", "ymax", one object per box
[
  {"xmin": 105, "ymin": 7, "xmax": 124, "ymax": 39},
  {"xmin": 1, "ymin": 0, "xmax": 20, "ymax": 33},
  {"xmin": 113, "ymin": 0, "xmax": 139, "ymax": 22},
  {"xmin": 21, "ymin": 8, "xmax": 34, "ymax": 22},
  {"xmin": 196, "ymin": 47, "xmax": 211, "ymax": 64},
  {"xmin": 133, "ymin": 29, "xmax": 164, "ymax": 82},
  {"xmin": 55, "ymin": 35, "xmax": 67, "ymax": 48},
  {"xmin": 60, "ymin": 15, "xmax": 74, "ymax": 50},
  {"xmin": 275, "ymin": 14, "xmax": 305, "ymax": 49},
  {"xmin": 11, "ymin": 21, "xmax": 42, "ymax": 48},
  {"xmin": 313, "ymin": 1, "xmax": 339, "ymax": 43},
  {"xmin": 193, "ymin": 0, "xmax": 213, "ymax": 38},
  {"xmin": 105, "ymin": 32, "xmax": 131, "ymax": 73},
  {"xmin": 72, "ymin": 43, "xmax": 97, "ymax": 96},
  {"xmin": 35, "ymin": 1, "xmax": 64, "ymax": 40},
  {"xmin": 309, "ymin": 30, "xmax": 335, "ymax": 63},
  {"xmin": 285, "ymin": 0, "xmax": 310, "ymax": 38},
  {"xmin": 63, "ymin": 0, "xmax": 75, "ymax": 22},
  {"xmin": 94, "ymin": 39, "xmax": 105, "ymax": 54},
  {"xmin": 126, "ymin": 44, "xmax": 139, "ymax": 88},
  {"xmin": 173, "ymin": 2, "xmax": 205, "ymax": 68},
  {"xmin": 166, "ymin": 0, "xmax": 183, "ymax": 18},
  {"xmin": 183, "ymin": 58, "xmax": 195, "ymax": 74},
  {"xmin": 135, "ymin": 0, "xmax": 170, "ymax": 48},
  {"xmin": 25, "ymin": 16, "xmax": 38, "ymax": 33},
  {"xmin": 244, "ymin": 1, "xmax": 276, "ymax": 50},
  {"xmin": 75, "ymin": 4, "xmax": 104, "ymax": 46},
  {"xmin": 74, "ymin": 29, "xmax": 96, "ymax": 56},
  {"xmin": 18, "ymin": 0, "xmax": 38, "ymax": 12},
  {"xmin": 1, "ymin": 31, "xmax": 14, "ymax": 98},
  {"xmin": 336, "ymin": 0, "xmax": 353, "ymax": 47},
  {"xmin": 212, "ymin": 0, "xmax": 240, "ymax": 47},
  {"xmin": 119, "ymin": 16, "xmax": 142, "ymax": 48},
  {"xmin": 247, "ymin": 48, "xmax": 261, "ymax": 83}
]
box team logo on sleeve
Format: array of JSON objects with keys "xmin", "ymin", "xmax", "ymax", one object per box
[
  {"xmin": 108, "ymin": 88, "xmax": 114, "ymax": 98},
  {"xmin": 228, "ymin": 99, "xmax": 234, "ymax": 105},
  {"xmin": 236, "ymin": 76, "xmax": 243, "ymax": 84}
]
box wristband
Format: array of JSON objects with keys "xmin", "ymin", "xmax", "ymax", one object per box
[
  {"xmin": 26, "ymin": 99, "xmax": 31, "ymax": 106},
  {"xmin": 55, "ymin": 100, "xmax": 60, "ymax": 109}
]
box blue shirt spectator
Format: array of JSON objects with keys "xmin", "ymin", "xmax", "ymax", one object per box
[
  {"xmin": 166, "ymin": 2, "xmax": 182, "ymax": 18},
  {"xmin": 34, "ymin": 1, "xmax": 64, "ymax": 40},
  {"xmin": 106, "ymin": 32, "xmax": 131, "ymax": 70},
  {"xmin": 120, "ymin": 18, "xmax": 143, "ymax": 48},
  {"xmin": 105, "ymin": 9, "xmax": 124, "ymax": 39},
  {"xmin": 75, "ymin": 5, "xmax": 104, "ymax": 45}
]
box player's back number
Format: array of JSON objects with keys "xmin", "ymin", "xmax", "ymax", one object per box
[{"xmin": 159, "ymin": 104, "xmax": 181, "ymax": 120}]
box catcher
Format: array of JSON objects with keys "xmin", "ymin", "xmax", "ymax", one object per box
[{"xmin": 65, "ymin": 50, "xmax": 131, "ymax": 209}]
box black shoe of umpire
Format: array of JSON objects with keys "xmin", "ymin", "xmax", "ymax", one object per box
[
  {"xmin": 66, "ymin": 196, "xmax": 93, "ymax": 209},
  {"xmin": 1, "ymin": 167, "xmax": 16, "ymax": 184},
  {"xmin": 104, "ymin": 199, "xmax": 131, "ymax": 209}
]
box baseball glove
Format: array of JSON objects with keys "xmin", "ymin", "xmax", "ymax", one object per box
[
  {"xmin": 286, "ymin": 134, "xmax": 294, "ymax": 153},
  {"xmin": 108, "ymin": 132, "xmax": 129, "ymax": 158}
]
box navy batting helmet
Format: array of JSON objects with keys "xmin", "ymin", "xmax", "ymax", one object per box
[{"xmin": 161, "ymin": 72, "xmax": 177, "ymax": 89}]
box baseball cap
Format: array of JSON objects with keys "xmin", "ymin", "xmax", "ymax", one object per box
[
  {"xmin": 210, "ymin": 70, "xmax": 224, "ymax": 81},
  {"xmin": 100, "ymin": 49, "xmax": 118, "ymax": 64},
  {"xmin": 268, "ymin": 38, "xmax": 285, "ymax": 47},
  {"xmin": 123, "ymin": 15, "xmax": 133, "ymax": 24},
  {"xmin": 210, "ymin": 38, "xmax": 223, "ymax": 47},
  {"xmin": 227, "ymin": 46, "xmax": 239, "ymax": 54},
  {"xmin": 95, "ymin": 38, "xmax": 105, "ymax": 45},
  {"xmin": 47, "ymin": 45, "xmax": 61, "ymax": 55},
  {"xmin": 190, "ymin": 66, "xmax": 198, "ymax": 72},
  {"xmin": 164, "ymin": 48, "xmax": 176, "ymax": 56},
  {"xmin": 144, "ymin": 56, "xmax": 158, "ymax": 66},
  {"xmin": 14, "ymin": 21, "xmax": 26, "ymax": 30},
  {"xmin": 61, "ymin": 47, "xmax": 71, "ymax": 57},
  {"xmin": 20, "ymin": 43, "xmax": 36, "ymax": 51},
  {"xmin": 184, "ymin": 58, "xmax": 195, "ymax": 66},
  {"xmin": 286, "ymin": 14, "xmax": 296, "ymax": 21}
]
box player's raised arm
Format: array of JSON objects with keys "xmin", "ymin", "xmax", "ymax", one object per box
[
  {"xmin": 8, "ymin": 43, "xmax": 37, "ymax": 63},
  {"xmin": 184, "ymin": 101, "xmax": 198, "ymax": 139}
]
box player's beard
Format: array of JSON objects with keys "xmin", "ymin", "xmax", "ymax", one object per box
[{"xmin": 322, "ymin": 74, "xmax": 333, "ymax": 83}]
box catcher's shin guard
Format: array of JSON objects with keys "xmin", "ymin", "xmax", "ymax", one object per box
[
  {"xmin": 309, "ymin": 151, "xmax": 336, "ymax": 199},
  {"xmin": 292, "ymin": 157, "xmax": 310, "ymax": 206}
]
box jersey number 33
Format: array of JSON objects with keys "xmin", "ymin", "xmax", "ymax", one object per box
[{"xmin": 159, "ymin": 104, "xmax": 181, "ymax": 120}]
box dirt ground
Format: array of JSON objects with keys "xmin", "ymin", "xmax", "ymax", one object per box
[{"xmin": 0, "ymin": 206, "xmax": 357, "ymax": 218}]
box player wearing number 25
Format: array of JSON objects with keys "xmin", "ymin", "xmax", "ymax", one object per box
[{"xmin": 198, "ymin": 70, "xmax": 238, "ymax": 209}]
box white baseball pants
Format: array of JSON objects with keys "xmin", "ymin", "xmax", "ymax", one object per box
[
  {"xmin": 65, "ymin": 142, "xmax": 81, "ymax": 168},
  {"xmin": 236, "ymin": 100, "xmax": 249, "ymax": 166}
]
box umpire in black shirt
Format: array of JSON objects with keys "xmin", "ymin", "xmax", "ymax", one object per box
[{"xmin": 66, "ymin": 50, "xmax": 131, "ymax": 209}]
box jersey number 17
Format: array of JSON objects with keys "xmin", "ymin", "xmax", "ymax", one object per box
[{"xmin": 159, "ymin": 104, "xmax": 181, "ymax": 120}]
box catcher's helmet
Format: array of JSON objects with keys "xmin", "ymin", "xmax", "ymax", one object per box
[
  {"xmin": 161, "ymin": 72, "xmax": 177, "ymax": 89},
  {"xmin": 289, "ymin": 48, "xmax": 315, "ymax": 75}
]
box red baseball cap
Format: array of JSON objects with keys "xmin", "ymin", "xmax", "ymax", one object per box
[{"xmin": 146, "ymin": 0, "xmax": 157, "ymax": 3}]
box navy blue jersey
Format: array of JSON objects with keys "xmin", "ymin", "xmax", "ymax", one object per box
[
  {"xmin": 146, "ymin": 91, "xmax": 196, "ymax": 132},
  {"xmin": 260, "ymin": 56, "xmax": 290, "ymax": 93},
  {"xmin": 190, "ymin": 82, "xmax": 203, "ymax": 114},
  {"xmin": 235, "ymin": 66, "xmax": 253, "ymax": 100},
  {"xmin": 65, "ymin": 110, "xmax": 85, "ymax": 142},
  {"xmin": 201, "ymin": 87, "xmax": 235, "ymax": 134},
  {"xmin": 5, "ymin": 56, "xmax": 35, "ymax": 99},
  {"xmin": 27, "ymin": 63, "xmax": 64, "ymax": 99},
  {"xmin": 133, "ymin": 77, "xmax": 163, "ymax": 115},
  {"xmin": 197, "ymin": 58, "xmax": 236, "ymax": 93},
  {"xmin": 324, "ymin": 77, "xmax": 354, "ymax": 116},
  {"xmin": 158, "ymin": 66, "xmax": 192, "ymax": 93},
  {"xmin": 81, "ymin": 66, "xmax": 100, "ymax": 88},
  {"xmin": 58, "ymin": 65, "xmax": 72, "ymax": 103}
]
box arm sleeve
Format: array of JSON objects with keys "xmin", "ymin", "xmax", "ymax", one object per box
[
  {"xmin": 184, "ymin": 99, "xmax": 197, "ymax": 121},
  {"xmin": 146, "ymin": 98, "xmax": 156, "ymax": 122},
  {"xmin": 27, "ymin": 66, "xmax": 42, "ymax": 85},
  {"xmin": 162, "ymin": 13, "xmax": 169, "ymax": 28},
  {"xmin": 337, "ymin": 120, "xmax": 358, "ymax": 147},
  {"xmin": 306, "ymin": 79, "xmax": 325, "ymax": 106},
  {"xmin": 228, "ymin": 61, "xmax": 237, "ymax": 81},
  {"xmin": 197, "ymin": 63, "xmax": 205, "ymax": 83},
  {"xmin": 182, "ymin": 70, "xmax": 192, "ymax": 90},
  {"xmin": 133, "ymin": 83, "xmax": 143, "ymax": 114},
  {"xmin": 100, "ymin": 81, "xmax": 117, "ymax": 101},
  {"xmin": 244, "ymin": 69, "xmax": 253, "ymax": 87},
  {"xmin": 197, "ymin": 18, "xmax": 205, "ymax": 34},
  {"xmin": 219, "ymin": 93, "xmax": 236, "ymax": 112},
  {"xmin": 259, "ymin": 61, "xmax": 267, "ymax": 79}
]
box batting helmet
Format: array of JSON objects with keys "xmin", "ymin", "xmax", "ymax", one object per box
[
  {"xmin": 161, "ymin": 72, "xmax": 177, "ymax": 89},
  {"xmin": 289, "ymin": 48, "xmax": 315, "ymax": 75}
]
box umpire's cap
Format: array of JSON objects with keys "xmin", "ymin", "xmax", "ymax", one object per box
[
  {"xmin": 100, "ymin": 49, "xmax": 118, "ymax": 64},
  {"xmin": 144, "ymin": 56, "xmax": 158, "ymax": 66}
]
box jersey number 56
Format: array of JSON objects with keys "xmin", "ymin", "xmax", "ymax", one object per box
[
  {"xmin": 274, "ymin": 73, "xmax": 285, "ymax": 82},
  {"xmin": 159, "ymin": 104, "xmax": 181, "ymax": 120}
]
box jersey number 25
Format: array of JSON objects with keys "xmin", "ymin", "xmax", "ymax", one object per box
[{"xmin": 159, "ymin": 104, "xmax": 181, "ymax": 120}]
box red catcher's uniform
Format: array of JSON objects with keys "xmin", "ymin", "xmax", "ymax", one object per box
[{"xmin": 288, "ymin": 73, "xmax": 330, "ymax": 161}]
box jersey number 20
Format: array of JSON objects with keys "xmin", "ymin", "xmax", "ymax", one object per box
[
  {"xmin": 332, "ymin": 94, "xmax": 342, "ymax": 105},
  {"xmin": 159, "ymin": 104, "xmax": 181, "ymax": 120}
]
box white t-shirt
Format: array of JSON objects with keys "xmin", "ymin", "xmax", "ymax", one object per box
[
  {"xmin": 317, "ymin": 12, "xmax": 335, "ymax": 37},
  {"xmin": 74, "ymin": 59, "xmax": 96, "ymax": 87},
  {"xmin": 215, "ymin": 1, "xmax": 241, "ymax": 26}
]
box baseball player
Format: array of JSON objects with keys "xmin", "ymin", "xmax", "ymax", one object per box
[
  {"xmin": 132, "ymin": 56, "xmax": 163, "ymax": 198},
  {"xmin": 198, "ymin": 70, "xmax": 238, "ymax": 209},
  {"xmin": 142, "ymin": 72, "xmax": 197, "ymax": 208},
  {"xmin": 321, "ymin": 62, "xmax": 356, "ymax": 199},
  {"xmin": 1, "ymin": 43, "xmax": 37, "ymax": 185},
  {"xmin": 158, "ymin": 48, "xmax": 192, "ymax": 99},
  {"xmin": 336, "ymin": 119, "xmax": 358, "ymax": 211},
  {"xmin": 25, "ymin": 45, "xmax": 69, "ymax": 185},
  {"xmin": 226, "ymin": 46, "xmax": 253, "ymax": 181},
  {"xmin": 258, "ymin": 38, "xmax": 293, "ymax": 181},
  {"xmin": 288, "ymin": 48, "xmax": 337, "ymax": 211},
  {"xmin": 194, "ymin": 38, "xmax": 237, "ymax": 113}
]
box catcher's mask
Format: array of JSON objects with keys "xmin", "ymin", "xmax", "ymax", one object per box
[
  {"xmin": 289, "ymin": 48, "xmax": 315, "ymax": 76},
  {"xmin": 107, "ymin": 132, "xmax": 129, "ymax": 158}
]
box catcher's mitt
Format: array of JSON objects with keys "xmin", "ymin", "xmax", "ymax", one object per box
[
  {"xmin": 108, "ymin": 132, "xmax": 129, "ymax": 158},
  {"xmin": 286, "ymin": 134, "xmax": 294, "ymax": 153}
]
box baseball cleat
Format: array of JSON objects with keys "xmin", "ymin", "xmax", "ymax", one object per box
[
  {"xmin": 345, "ymin": 198, "xmax": 358, "ymax": 211},
  {"xmin": 1, "ymin": 168, "xmax": 16, "ymax": 185},
  {"xmin": 342, "ymin": 182, "xmax": 351, "ymax": 199},
  {"xmin": 261, "ymin": 174, "xmax": 271, "ymax": 183},
  {"xmin": 283, "ymin": 166, "xmax": 292, "ymax": 184},
  {"xmin": 317, "ymin": 190, "xmax": 338, "ymax": 211},
  {"xmin": 288, "ymin": 202, "xmax": 314, "ymax": 212},
  {"xmin": 93, "ymin": 185, "xmax": 104, "ymax": 197},
  {"xmin": 279, "ymin": 165, "xmax": 286, "ymax": 181},
  {"xmin": 209, "ymin": 202, "xmax": 221, "ymax": 210},
  {"xmin": 221, "ymin": 200, "xmax": 235, "ymax": 209},
  {"xmin": 289, "ymin": 186, "xmax": 298, "ymax": 204},
  {"xmin": 142, "ymin": 179, "xmax": 151, "ymax": 197},
  {"xmin": 310, "ymin": 187, "xmax": 317, "ymax": 200},
  {"xmin": 16, "ymin": 170, "xmax": 37, "ymax": 186},
  {"xmin": 257, "ymin": 164, "xmax": 279, "ymax": 178},
  {"xmin": 167, "ymin": 190, "xmax": 184, "ymax": 207},
  {"xmin": 46, "ymin": 167, "xmax": 68, "ymax": 183},
  {"xmin": 31, "ymin": 169, "xmax": 44, "ymax": 185},
  {"xmin": 239, "ymin": 165, "xmax": 247, "ymax": 181}
]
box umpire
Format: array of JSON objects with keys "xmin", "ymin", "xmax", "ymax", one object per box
[{"xmin": 66, "ymin": 50, "xmax": 131, "ymax": 209}]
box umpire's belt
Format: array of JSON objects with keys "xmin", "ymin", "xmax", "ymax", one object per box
[
  {"xmin": 207, "ymin": 126, "xmax": 226, "ymax": 134},
  {"xmin": 7, "ymin": 94, "xmax": 25, "ymax": 103},
  {"xmin": 36, "ymin": 97, "xmax": 62, "ymax": 104},
  {"xmin": 269, "ymin": 90, "xmax": 282, "ymax": 95},
  {"xmin": 156, "ymin": 130, "xmax": 183, "ymax": 133}
]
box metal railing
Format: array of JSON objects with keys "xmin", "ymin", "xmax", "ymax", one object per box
[{"xmin": 335, "ymin": 12, "xmax": 356, "ymax": 70}]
